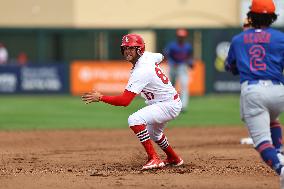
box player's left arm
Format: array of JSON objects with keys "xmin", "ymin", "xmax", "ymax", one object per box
[
  {"xmin": 81, "ymin": 89, "xmax": 137, "ymax": 107},
  {"xmin": 281, "ymin": 41, "xmax": 284, "ymax": 70},
  {"xmin": 163, "ymin": 43, "xmax": 176, "ymax": 64},
  {"xmin": 225, "ymin": 43, "xmax": 239, "ymax": 75}
]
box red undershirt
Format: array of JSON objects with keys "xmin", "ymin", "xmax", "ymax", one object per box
[{"xmin": 100, "ymin": 89, "xmax": 137, "ymax": 106}]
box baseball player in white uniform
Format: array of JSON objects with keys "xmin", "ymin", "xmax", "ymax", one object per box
[{"xmin": 82, "ymin": 34, "xmax": 184, "ymax": 170}]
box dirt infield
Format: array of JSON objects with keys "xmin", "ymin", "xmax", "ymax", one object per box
[{"xmin": 0, "ymin": 127, "xmax": 279, "ymax": 189}]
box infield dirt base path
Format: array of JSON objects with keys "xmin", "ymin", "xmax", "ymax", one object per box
[{"xmin": 0, "ymin": 127, "xmax": 279, "ymax": 189}]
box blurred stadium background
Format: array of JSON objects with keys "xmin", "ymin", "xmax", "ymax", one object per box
[{"xmin": 0, "ymin": 0, "xmax": 284, "ymax": 130}]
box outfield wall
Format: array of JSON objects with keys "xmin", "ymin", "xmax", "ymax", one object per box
[
  {"xmin": 0, "ymin": 28, "xmax": 243, "ymax": 94},
  {"xmin": 70, "ymin": 60, "xmax": 205, "ymax": 96},
  {"xmin": 0, "ymin": 64, "xmax": 68, "ymax": 94},
  {"xmin": 1, "ymin": 27, "xmax": 283, "ymax": 94},
  {"xmin": 0, "ymin": 60, "xmax": 205, "ymax": 95}
]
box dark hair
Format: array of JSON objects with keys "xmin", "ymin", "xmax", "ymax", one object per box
[{"xmin": 247, "ymin": 11, "xmax": 277, "ymax": 28}]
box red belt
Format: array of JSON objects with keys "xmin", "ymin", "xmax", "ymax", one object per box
[{"xmin": 174, "ymin": 94, "xmax": 179, "ymax": 100}]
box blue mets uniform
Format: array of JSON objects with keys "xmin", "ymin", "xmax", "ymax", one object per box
[
  {"xmin": 227, "ymin": 0, "xmax": 284, "ymax": 187},
  {"xmin": 165, "ymin": 41, "xmax": 193, "ymax": 66},
  {"xmin": 226, "ymin": 28, "xmax": 284, "ymax": 84},
  {"xmin": 226, "ymin": 27, "xmax": 284, "ymax": 168},
  {"xmin": 164, "ymin": 41, "xmax": 193, "ymax": 111}
]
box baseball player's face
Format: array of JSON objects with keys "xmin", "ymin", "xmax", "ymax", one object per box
[
  {"xmin": 123, "ymin": 46, "xmax": 138, "ymax": 62},
  {"xmin": 177, "ymin": 36, "xmax": 186, "ymax": 44}
]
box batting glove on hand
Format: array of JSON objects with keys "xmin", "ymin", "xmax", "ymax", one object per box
[{"xmin": 81, "ymin": 91, "xmax": 102, "ymax": 104}]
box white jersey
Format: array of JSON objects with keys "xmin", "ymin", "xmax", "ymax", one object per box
[{"xmin": 126, "ymin": 51, "xmax": 177, "ymax": 105}]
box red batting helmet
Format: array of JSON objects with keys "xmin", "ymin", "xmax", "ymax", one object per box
[
  {"xmin": 120, "ymin": 34, "xmax": 145, "ymax": 56},
  {"xmin": 176, "ymin": 29, "xmax": 188, "ymax": 37},
  {"xmin": 251, "ymin": 0, "xmax": 275, "ymax": 14}
]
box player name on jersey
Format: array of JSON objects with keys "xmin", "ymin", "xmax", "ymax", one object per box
[{"xmin": 244, "ymin": 31, "xmax": 271, "ymax": 44}]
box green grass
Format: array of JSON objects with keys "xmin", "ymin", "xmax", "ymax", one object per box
[
  {"xmin": 170, "ymin": 95, "xmax": 242, "ymax": 127},
  {"xmin": 0, "ymin": 94, "xmax": 282, "ymax": 130}
]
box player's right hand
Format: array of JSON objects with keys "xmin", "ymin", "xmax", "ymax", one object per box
[{"xmin": 81, "ymin": 91, "xmax": 102, "ymax": 104}]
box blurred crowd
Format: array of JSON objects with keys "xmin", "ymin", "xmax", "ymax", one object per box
[{"xmin": 0, "ymin": 43, "xmax": 28, "ymax": 66}]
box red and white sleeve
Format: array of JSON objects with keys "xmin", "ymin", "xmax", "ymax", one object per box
[{"xmin": 100, "ymin": 89, "xmax": 137, "ymax": 107}]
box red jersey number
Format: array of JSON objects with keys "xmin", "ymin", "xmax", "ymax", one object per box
[
  {"xmin": 155, "ymin": 63, "xmax": 169, "ymax": 84},
  {"xmin": 249, "ymin": 45, "xmax": 266, "ymax": 71}
]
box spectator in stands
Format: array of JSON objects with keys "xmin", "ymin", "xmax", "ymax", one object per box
[
  {"xmin": 0, "ymin": 43, "xmax": 8, "ymax": 65},
  {"xmin": 17, "ymin": 52, "xmax": 28, "ymax": 66}
]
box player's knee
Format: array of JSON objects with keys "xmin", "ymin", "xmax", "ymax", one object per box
[
  {"xmin": 253, "ymin": 135, "xmax": 272, "ymax": 147},
  {"xmin": 151, "ymin": 132, "xmax": 163, "ymax": 142},
  {"xmin": 128, "ymin": 114, "xmax": 146, "ymax": 127}
]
